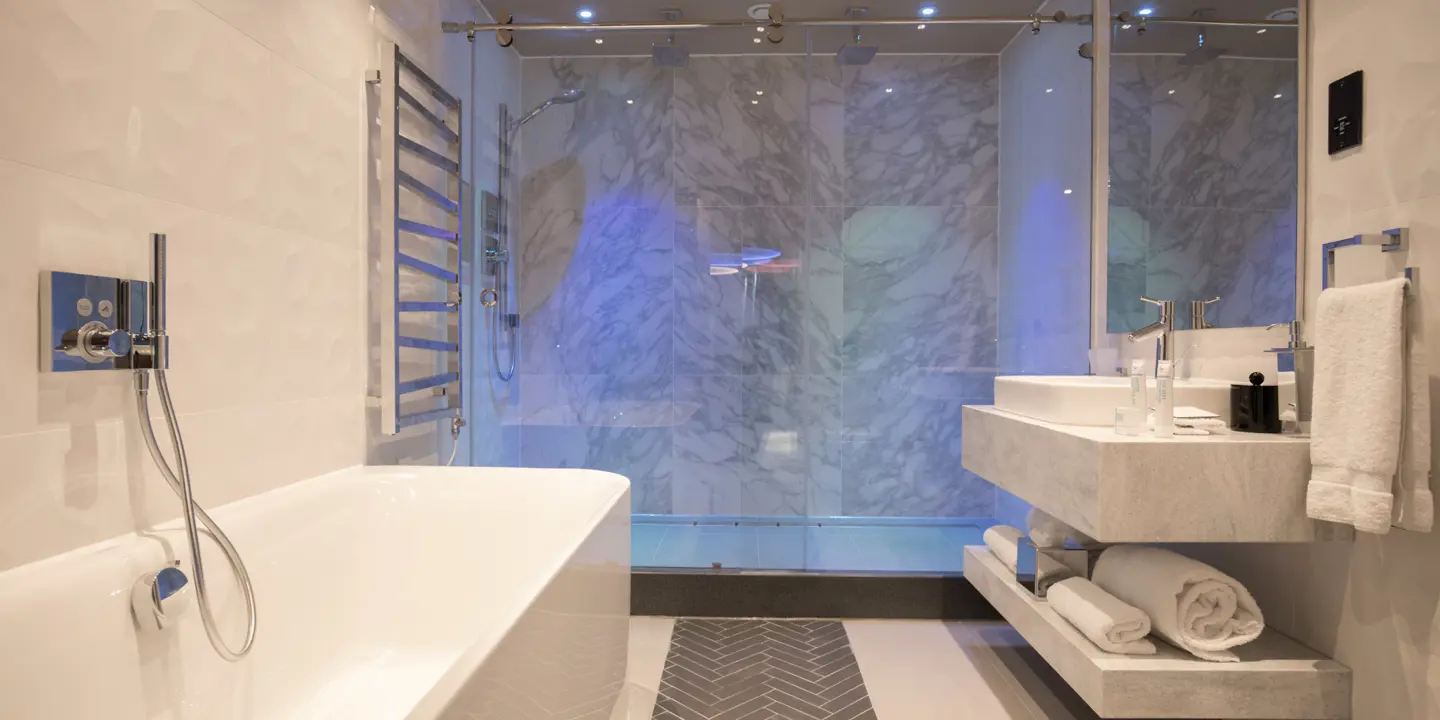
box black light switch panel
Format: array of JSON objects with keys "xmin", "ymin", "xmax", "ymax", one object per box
[{"xmin": 1329, "ymin": 70, "xmax": 1363, "ymax": 155}]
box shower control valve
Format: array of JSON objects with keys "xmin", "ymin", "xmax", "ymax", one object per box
[{"xmin": 131, "ymin": 564, "xmax": 192, "ymax": 633}]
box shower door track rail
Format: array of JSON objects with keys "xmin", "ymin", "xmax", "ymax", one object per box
[
  {"xmin": 370, "ymin": 40, "xmax": 466, "ymax": 435},
  {"xmin": 442, "ymin": 12, "xmax": 1297, "ymax": 35}
]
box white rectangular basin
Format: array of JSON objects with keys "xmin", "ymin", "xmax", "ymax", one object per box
[{"xmin": 994, "ymin": 375, "xmax": 1232, "ymax": 426}]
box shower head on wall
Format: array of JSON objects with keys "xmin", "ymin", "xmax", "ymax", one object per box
[
  {"xmin": 652, "ymin": 9, "xmax": 690, "ymax": 68},
  {"xmin": 836, "ymin": 6, "xmax": 877, "ymax": 65},
  {"xmin": 511, "ymin": 89, "xmax": 586, "ymax": 130}
]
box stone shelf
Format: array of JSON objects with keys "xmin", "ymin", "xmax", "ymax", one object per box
[
  {"xmin": 961, "ymin": 405, "xmax": 1353, "ymax": 543},
  {"xmin": 964, "ymin": 547, "xmax": 1352, "ymax": 719}
]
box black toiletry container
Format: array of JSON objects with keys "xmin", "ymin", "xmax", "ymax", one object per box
[{"xmin": 1231, "ymin": 372, "xmax": 1281, "ymax": 433}]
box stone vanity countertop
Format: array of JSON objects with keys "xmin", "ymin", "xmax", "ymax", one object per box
[{"xmin": 961, "ymin": 405, "xmax": 1351, "ymax": 543}]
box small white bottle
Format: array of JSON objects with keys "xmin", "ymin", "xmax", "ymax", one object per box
[
  {"xmin": 1128, "ymin": 359, "xmax": 1148, "ymax": 433},
  {"xmin": 1154, "ymin": 360, "xmax": 1175, "ymax": 438}
]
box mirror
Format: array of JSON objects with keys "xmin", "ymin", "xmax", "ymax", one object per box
[{"xmin": 1106, "ymin": 3, "xmax": 1300, "ymax": 333}]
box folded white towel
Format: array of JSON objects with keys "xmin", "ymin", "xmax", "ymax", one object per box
[
  {"xmin": 1026, "ymin": 508, "xmax": 1094, "ymax": 548},
  {"xmin": 1091, "ymin": 546, "xmax": 1264, "ymax": 662},
  {"xmin": 1308, "ymin": 278, "xmax": 1407, "ymax": 533},
  {"xmin": 1047, "ymin": 577, "xmax": 1156, "ymax": 655},
  {"xmin": 1393, "ymin": 282, "xmax": 1433, "ymax": 532},
  {"xmin": 983, "ymin": 525, "xmax": 1024, "ymax": 573}
]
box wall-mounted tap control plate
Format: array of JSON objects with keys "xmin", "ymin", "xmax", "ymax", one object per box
[{"xmin": 40, "ymin": 271, "xmax": 154, "ymax": 372}]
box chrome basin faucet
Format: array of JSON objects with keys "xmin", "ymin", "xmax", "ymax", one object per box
[{"xmin": 1128, "ymin": 296, "xmax": 1175, "ymax": 368}]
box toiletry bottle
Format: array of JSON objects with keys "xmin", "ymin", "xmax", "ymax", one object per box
[
  {"xmin": 1128, "ymin": 359, "xmax": 1147, "ymax": 432},
  {"xmin": 1154, "ymin": 360, "xmax": 1175, "ymax": 437}
]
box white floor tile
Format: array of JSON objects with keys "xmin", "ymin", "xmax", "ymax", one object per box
[
  {"xmin": 612, "ymin": 616, "xmax": 675, "ymax": 720},
  {"xmin": 845, "ymin": 620, "xmax": 1040, "ymax": 720}
]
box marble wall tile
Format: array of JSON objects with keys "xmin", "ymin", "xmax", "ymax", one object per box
[
  {"xmin": 841, "ymin": 206, "xmax": 998, "ymax": 375},
  {"xmin": 518, "ymin": 206, "xmax": 673, "ymax": 375},
  {"xmin": 844, "ymin": 56, "xmax": 1000, "ymax": 207},
  {"xmin": 1144, "ymin": 206, "xmax": 1296, "ymax": 328},
  {"xmin": 672, "ymin": 375, "xmax": 746, "ymax": 516},
  {"xmin": 674, "ymin": 56, "xmax": 815, "ymax": 207},
  {"xmin": 807, "ymin": 59, "xmax": 846, "ymax": 208},
  {"xmin": 1108, "ymin": 56, "xmax": 1154, "ymax": 209},
  {"xmin": 675, "ymin": 206, "xmax": 842, "ymax": 376},
  {"xmin": 672, "ymin": 374, "xmax": 842, "ymax": 518},
  {"xmin": 518, "ymin": 374, "xmax": 674, "ymax": 514},
  {"xmin": 1108, "ymin": 56, "xmax": 1298, "ymax": 332},
  {"xmin": 520, "ymin": 58, "xmax": 673, "ymax": 212},
  {"xmin": 841, "ymin": 369, "xmax": 996, "ymax": 517}
]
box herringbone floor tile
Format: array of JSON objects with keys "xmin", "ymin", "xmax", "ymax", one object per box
[{"xmin": 652, "ymin": 620, "xmax": 877, "ymax": 720}]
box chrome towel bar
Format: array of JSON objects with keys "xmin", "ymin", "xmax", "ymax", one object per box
[{"xmin": 369, "ymin": 41, "xmax": 465, "ymax": 436}]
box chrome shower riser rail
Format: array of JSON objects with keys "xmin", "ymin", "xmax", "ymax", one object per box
[{"xmin": 370, "ymin": 40, "xmax": 464, "ymax": 437}]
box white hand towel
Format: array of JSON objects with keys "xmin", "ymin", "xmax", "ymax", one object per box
[
  {"xmin": 1393, "ymin": 282, "xmax": 1433, "ymax": 532},
  {"xmin": 983, "ymin": 525, "xmax": 1023, "ymax": 573},
  {"xmin": 1091, "ymin": 545, "xmax": 1264, "ymax": 662},
  {"xmin": 1308, "ymin": 278, "xmax": 1407, "ymax": 533},
  {"xmin": 1047, "ymin": 577, "xmax": 1156, "ymax": 655},
  {"xmin": 1027, "ymin": 508, "xmax": 1094, "ymax": 548}
]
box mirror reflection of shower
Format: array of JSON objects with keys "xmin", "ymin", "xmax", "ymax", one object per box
[{"xmin": 489, "ymin": 89, "xmax": 586, "ymax": 382}]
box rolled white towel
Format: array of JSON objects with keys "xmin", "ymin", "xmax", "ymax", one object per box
[
  {"xmin": 983, "ymin": 525, "xmax": 1024, "ymax": 573},
  {"xmin": 1027, "ymin": 508, "xmax": 1094, "ymax": 548},
  {"xmin": 1092, "ymin": 546, "xmax": 1264, "ymax": 662},
  {"xmin": 1047, "ymin": 577, "xmax": 1156, "ymax": 655}
]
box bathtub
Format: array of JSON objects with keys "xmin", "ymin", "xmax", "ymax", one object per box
[{"xmin": 0, "ymin": 466, "xmax": 631, "ymax": 719}]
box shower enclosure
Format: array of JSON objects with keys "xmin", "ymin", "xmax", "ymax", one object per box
[{"xmin": 460, "ymin": 2, "xmax": 1097, "ymax": 574}]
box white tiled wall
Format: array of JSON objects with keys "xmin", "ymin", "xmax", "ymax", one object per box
[
  {"xmin": 1185, "ymin": 0, "xmax": 1440, "ymax": 717},
  {"xmin": 0, "ymin": 0, "xmax": 506, "ymax": 573}
]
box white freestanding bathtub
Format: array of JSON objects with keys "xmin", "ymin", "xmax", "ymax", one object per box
[{"xmin": 0, "ymin": 466, "xmax": 631, "ymax": 719}]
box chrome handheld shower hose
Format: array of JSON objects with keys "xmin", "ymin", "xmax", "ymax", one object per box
[
  {"xmin": 133, "ymin": 233, "xmax": 256, "ymax": 662},
  {"xmin": 135, "ymin": 369, "xmax": 258, "ymax": 661}
]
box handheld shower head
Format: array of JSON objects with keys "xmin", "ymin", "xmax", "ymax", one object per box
[{"xmin": 511, "ymin": 89, "xmax": 587, "ymax": 131}]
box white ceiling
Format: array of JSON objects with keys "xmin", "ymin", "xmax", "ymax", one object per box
[{"xmin": 468, "ymin": 0, "xmax": 1299, "ymax": 58}]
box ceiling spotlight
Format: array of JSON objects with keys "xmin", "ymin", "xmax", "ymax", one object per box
[
  {"xmin": 1274, "ymin": 93, "xmax": 1283, "ymax": 99},
  {"xmin": 753, "ymin": 37, "xmax": 762, "ymax": 43},
  {"xmin": 626, "ymin": 99, "xmax": 634, "ymax": 104},
  {"xmin": 577, "ymin": 8, "xmax": 593, "ymax": 19},
  {"xmin": 1167, "ymin": 89, "xmax": 1175, "ymax": 95},
  {"xmin": 751, "ymin": 99, "xmax": 759, "ymax": 105},
  {"xmin": 1063, "ymin": 188, "xmax": 1073, "ymax": 195},
  {"xmin": 1137, "ymin": 7, "xmax": 1154, "ymax": 16},
  {"xmin": 756, "ymin": 90, "xmax": 764, "ymax": 95},
  {"xmin": 594, "ymin": 38, "xmax": 604, "ymax": 44},
  {"xmin": 1121, "ymin": 23, "xmax": 1132, "ymax": 29},
  {"xmin": 1045, "ymin": 88, "xmax": 1053, "ymax": 93},
  {"xmin": 885, "ymin": 87, "xmax": 893, "ymax": 93},
  {"xmin": 916, "ymin": 23, "xmax": 926, "ymax": 29},
  {"xmin": 757, "ymin": 26, "xmax": 765, "ymax": 32},
  {"xmin": 920, "ymin": 5, "xmax": 937, "ymax": 16},
  {"xmin": 1256, "ymin": 28, "xmax": 1268, "ymax": 34}
]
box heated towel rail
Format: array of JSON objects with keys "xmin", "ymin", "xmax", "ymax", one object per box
[{"xmin": 370, "ymin": 42, "xmax": 465, "ymax": 435}]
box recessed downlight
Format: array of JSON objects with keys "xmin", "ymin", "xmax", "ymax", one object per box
[
  {"xmin": 594, "ymin": 38, "xmax": 604, "ymax": 44},
  {"xmin": 916, "ymin": 23, "xmax": 926, "ymax": 29},
  {"xmin": 577, "ymin": 8, "xmax": 593, "ymax": 20},
  {"xmin": 920, "ymin": 5, "xmax": 937, "ymax": 16},
  {"xmin": 1137, "ymin": 7, "xmax": 1154, "ymax": 15}
]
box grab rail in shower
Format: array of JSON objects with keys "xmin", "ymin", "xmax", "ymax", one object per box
[{"xmin": 369, "ymin": 41, "xmax": 466, "ymax": 435}]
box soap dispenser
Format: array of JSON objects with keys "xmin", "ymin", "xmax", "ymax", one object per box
[{"xmin": 1231, "ymin": 372, "xmax": 1282, "ymax": 434}]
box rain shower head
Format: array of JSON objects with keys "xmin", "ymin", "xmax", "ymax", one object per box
[
  {"xmin": 511, "ymin": 89, "xmax": 587, "ymax": 130},
  {"xmin": 652, "ymin": 10, "xmax": 690, "ymax": 69},
  {"xmin": 1179, "ymin": 10, "xmax": 1226, "ymax": 66},
  {"xmin": 1179, "ymin": 29, "xmax": 1226, "ymax": 65},
  {"xmin": 837, "ymin": 43, "xmax": 878, "ymax": 65},
  {"xmin": 836, "ymin": 6, "xmax": 877, "ymax": 65},
  {"xmin": 652, "ymin": 41, "xmax": 689, "ymax": 67}
]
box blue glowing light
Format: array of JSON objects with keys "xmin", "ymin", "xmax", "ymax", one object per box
[
  {"xmin": 920, "ymin": 5, "xmax": 937, "ymax": 16},
  {"xmin": 1136, "ymin": 7, "xmax": 1154, "ymax": 15},
  {"xmin": 577, "ymin": 8, "xmax": 594, "ymax": 19}
]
